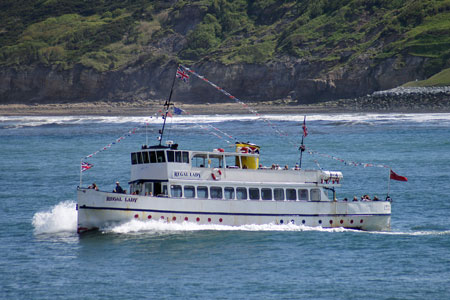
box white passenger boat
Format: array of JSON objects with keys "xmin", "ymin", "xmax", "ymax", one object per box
[
  {"xmin": 77, "ymin": 66, "xmax": 391, "ymax": 233},
  {"xmin": 77, "ymin": 121, "xmax": 391, "ymax": 234}
]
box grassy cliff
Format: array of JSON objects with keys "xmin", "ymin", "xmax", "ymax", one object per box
[{"xmin": 0, "ymin": 0, "xmax": 449, "ymax": 104}]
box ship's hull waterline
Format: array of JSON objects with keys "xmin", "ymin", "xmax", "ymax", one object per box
[{"xmin": 77, "ymin": 189, "xmax": 391, "ymax": 233}]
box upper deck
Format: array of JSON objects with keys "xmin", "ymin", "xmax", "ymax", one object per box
[{"xmin": 129, "ymin": 145, "xmax": 343, "ymax": 187}]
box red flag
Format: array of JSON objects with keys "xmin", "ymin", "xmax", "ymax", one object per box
[{"xmin": 390, "ymin": 170, "xmax": 408, "ymax": 182}]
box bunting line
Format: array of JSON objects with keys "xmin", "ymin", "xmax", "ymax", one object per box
[
  {"xmin": 84, "ymin": 127, "xmax": 138, "ymax": 159},
  {"xmin": 180, "ymin": 65, "xmax": 288, "ymax": 137},
  {"xmin": 307, "ymin": 149, "xmax": 390, "ymax": 169}
]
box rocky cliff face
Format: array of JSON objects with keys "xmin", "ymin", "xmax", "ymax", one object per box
[{"xmin": 0, "ymin": 54, "xmax": 429, "ymax": 105}]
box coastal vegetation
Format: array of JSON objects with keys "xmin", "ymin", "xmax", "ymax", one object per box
[{"xmin": 1, "ymin": 0, "xmax": 449, "ymax": 76}]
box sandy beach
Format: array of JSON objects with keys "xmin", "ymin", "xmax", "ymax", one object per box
[
  {"xmin": 0, "ymin": 100, "xmax": 346, "ymax": 116},
  {"xmin": 1, "ymin": 98, "xmax": 449, "ymax": 116}
]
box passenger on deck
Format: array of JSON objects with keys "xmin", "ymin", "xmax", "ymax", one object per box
[
  {"xmin": 294, "ymin": 164, "xmax": 300, "ymax": 170},
  {"xmin": 113, "ymin": 181, "xmax": 125, "ymax": 194},
  {"xmin": 88, "ymin": 183, "xmax": 98, "ymax": 191},
  {"xmin": 373, "ymin": 195, "xmax": 379, "ymax": 201},
  {"xmin": 284, "ymin": 165, "xmax": 289, "ymax": 170},
  {"xmin": 343, "ymin": 197, "xmax": 348, "ymax": 201},
  {"xmin": 353, "ymin": 196, "xmax": 358, "ymax": 201}
]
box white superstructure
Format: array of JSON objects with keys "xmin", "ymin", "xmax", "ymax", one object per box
[{"xmin": 77, "ymin": 143, "xmax": 391, "ymax": 233}]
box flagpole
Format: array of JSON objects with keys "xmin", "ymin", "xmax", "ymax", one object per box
[
  {"xmin": 159, "ymin": 65, "xmax": 178, "ymax": 146},
  {"xmin": 387, "ymin": 168, "xmax": 391, "ymax": 197},
  {"xmin": 299, "ymin": 116, "xmax": 306, "ymax": 168},
  {"xmin": 79, "ymin": 158, "xmax": 83, "ymax": 187}
]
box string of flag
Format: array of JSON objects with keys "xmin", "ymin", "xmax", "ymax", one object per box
[
  {"xmin": 84, "ymin": 127, "xmax": 138, "ymax": 159},
  {"xmin": 179, "ymin": 65, "xmax": 288, "ymax": 137},
  {"xmin": 307, "ymin": 149, "xmax": 390, "ymax": 169}
]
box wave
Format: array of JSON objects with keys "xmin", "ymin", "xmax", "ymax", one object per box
[
  {"xmin": 3, "ymin": 113, "xmax": 450, "ymax": 129},
  {"xmin": 32, "ymin": 201, "xmax": 77, "ymax": 234}
]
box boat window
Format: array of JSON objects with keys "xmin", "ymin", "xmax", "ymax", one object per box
[
  {"xmin": 209, "ymin": 155, "xmax": 223, "ymax": 168},
  {"xmin": 197, "ymin": 186, "xmax": 208, "ymax": 199},
  {"xmin": 224, "ymin": 187, "xmax": 235, "ymax": 200},
  {"xmin": 274, "ymin": 188, "xmax": 284, "ymax": 201},
  {"xmin": 144, "ymin": 183, "xmax": 153, "ymax": 196},
  {"xmin": 131, "ymin": 153, "xmax": 138, "ymax": 165},
  {"xmin": 210, "ymin": 187, "xmax": 223, "ymax": 199},
  {"xmin": 182, "ymin": 151, "xmax": 189, "ymax": 163},
  {"xmin": 142, "ymin": 152, "xmax": 150, "ymax": 164},
  {"xmin": 286, "ymin": 189, "xmax": 297, "ymax": 201},
  {"xmin": 162, "ymin": 184, "xmax": 168, "ymax": 196},
  {"xmin": 261, "ymin": 188, "xmax": 272, "ymax": 201},
  {"xmin": 171, "ymin": 185, "xmax": 182, "ymax": 197},
  {"xmin": 193, "ymin": 154, "xmax": 207, "ymax": 167},
  {"xmin": 249, "ymin": 188, "xmax": 260, "ymax": 200},
  {"xmin": 184, "ymin": 186, "xmax": 195, "ymax": 198},
  {"xmin": 157, "ymin": 151, "xmax": 166, "ymax": 163},
  {"xmin": 225, "ymin": 155, "xmax": 238, "ymax": 168},
  {"xmin": 175, "ymin": 151, "xmax": 182, "ymax": 162},
  {"xmin": 236, "ymin": 187, "xmax": 247, "ymax": 200},
  {"xmin": 167, "ymin": 150, "xmax": 174, "ymax": 162},
  {"xmin": 149, "ymin": 151, "xmax": 156, "ymax": 163},
  {"xmin": 298, "ymin": 189, "xmax": 309, "ymax": 201},
  {"xmin": 137, "ymin": 152, "xmax": 143, "ymax": 164},
  {"xmin": 311, "ymin": 189, "xmax": 321, "ymax": 201}
]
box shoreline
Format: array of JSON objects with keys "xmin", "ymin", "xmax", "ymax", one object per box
[{"xmin": 1, "ymin": 100, "xmax": 450, "ymax": 116}]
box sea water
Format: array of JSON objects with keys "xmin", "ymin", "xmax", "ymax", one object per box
[{"xmin": 0, "ymin": 113, "xmax": 449, "ymax": 299}]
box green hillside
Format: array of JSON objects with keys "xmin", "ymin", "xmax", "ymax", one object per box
[{"xmin": 1, "ymin": 0, "xmax": 449, "ymax": 79}]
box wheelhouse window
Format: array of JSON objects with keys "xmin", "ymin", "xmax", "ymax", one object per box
[
  {"xmin": 274, "ymin": 188, "xmax": 284, "ymax": 201},
  {"xmin": 182, "ymin": 151, "xmax": 189, "ymax": 163},
  {"xmin": 210, "ymin": 187, "xmax": 223, "ymax": 199},
  {"xmin": 167, "ymin": 151, "xmax": 174, "ymax": 162},
  {"xmin": 197, "ymin": 186, "xmax": 208, "ymax": 199},
  {"xmin": 311, "ymin": 189, "xmax": 321, "ymax": 201},
  {"xmin": 261, "ymin": 188, "xmax": 272, "ymax": 201},
  {"xmin": 209, "ymin": 154, "xmax": 223, "ymax": 168},
  {"xmin": 224, "ymin": 187, "xmax": 235, "ymax": 200},
  {"xmin": 286, "ymin": 189, "xmax": 297, "ymax": 201},
  {"xmin": 149, "ymin": 151, "xmax": 156, "ymax": 163},
  {"xmin": 156, "ymin": 151, "xmax": 166, "ymax": 163},
  {"xmin": 184, "ymin": 186, "xmax": 195, "ymax": 198},
  {"xmin": 137, "ymin": 152, "xmax": 143, "ymax": 164},
  {"xmin": 131, "ymin": 153, "xmax": 138, "ymax": 165},
  {"xmin": 298, "ymin": 189, "xmax": 309, "ymax": 201},
  {"xmin": 142, "ymin": 152, "xmax": 150, "ymax": 163},
  {"xmin": 171, "ymin": 185, "xmax": 182, "ymax": 197},
  {"xmin": 236, "ymin": 187, "xmax": 247, "ymax": 200},
  {"xmin": 249, "ymin": 188, "xmax": 260, "ymax": 200}
]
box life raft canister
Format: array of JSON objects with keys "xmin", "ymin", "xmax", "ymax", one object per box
[{"xmin": 211, "ymin": 168, "xmax": 222, "ymax": 180}]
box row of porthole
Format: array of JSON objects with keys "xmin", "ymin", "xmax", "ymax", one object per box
[
  {"xmin": 134, "ymin": 214, "xmax": 224, "ymax": 223},
  {"xmin": 133, "ymin": 214, "xmax": 364, "ymax": 226},
  {"xmin": 279, "ymin": 219, "xmax": 364, "ymax": 225}
]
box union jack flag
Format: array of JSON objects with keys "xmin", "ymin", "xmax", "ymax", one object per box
[
  {"xmin": 176, "ymin": 66, "xmax": 189, "ymax": 82},
  {"xmin": 81, "ymin": 161, "xmax": 93, "ymax": 172}
]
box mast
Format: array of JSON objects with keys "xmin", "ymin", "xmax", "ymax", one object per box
[
  {"xmin": 299, "ymin": 116, "xmax": 307, "ymax": 168},
  {"xmin": 158, "ymin": 65, "xmax": 178, "ymax": 146}
]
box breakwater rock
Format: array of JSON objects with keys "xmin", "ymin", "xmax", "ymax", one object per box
[{"xmin": 328, "ymin": 86, "xmax": 450, "ymax": 111}]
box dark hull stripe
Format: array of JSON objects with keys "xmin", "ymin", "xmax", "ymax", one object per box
[{"xmin": 79, "ymin": 205, "xmax": 390, "ymax": 217}]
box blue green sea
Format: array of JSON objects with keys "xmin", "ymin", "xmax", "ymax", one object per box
[{"xmin": 1, "ymin": 113, "xmax": 449, "ymax": 299}]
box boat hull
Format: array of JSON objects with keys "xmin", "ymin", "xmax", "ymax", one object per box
[{"xmin": 77, "ymin": 188, "xmax": 391, "ymax": 233}]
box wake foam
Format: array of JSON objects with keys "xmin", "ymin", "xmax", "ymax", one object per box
[
  {"xmin": 32, "ymin": 201, "xmax": 77, "ymax": 234},
  {"xmin": 103, "ymin": 219, "xmax": 353, "ymax": 234}
]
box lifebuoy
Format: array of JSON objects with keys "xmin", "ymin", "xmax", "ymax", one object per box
[{"xmin": 211, "ymin": 168, "xmax": 222, "ymax": 180}]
